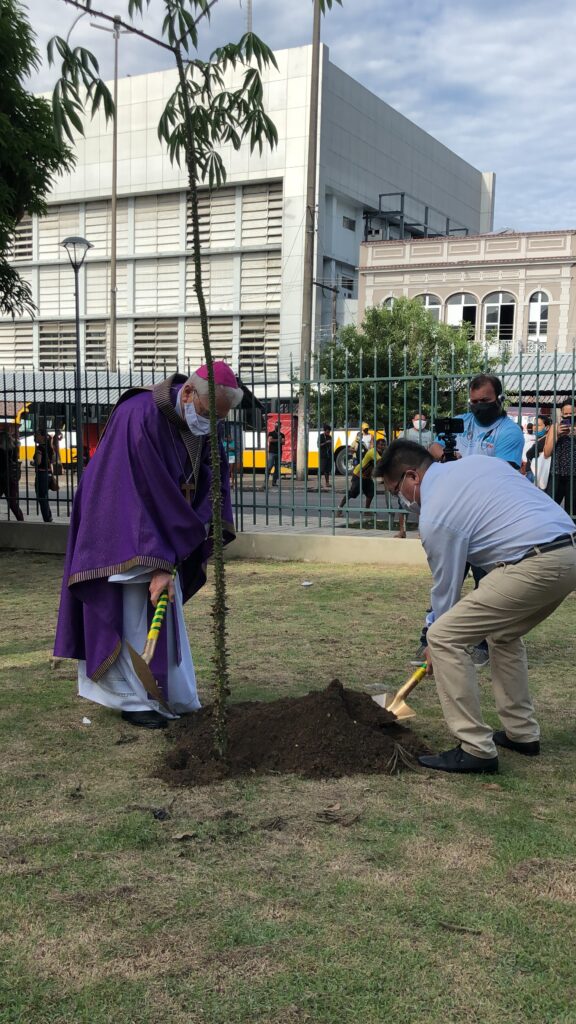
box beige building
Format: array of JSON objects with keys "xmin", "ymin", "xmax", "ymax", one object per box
[{"xmin": 358, "ymin": 230, "xmax": 576, "ymax": 353}]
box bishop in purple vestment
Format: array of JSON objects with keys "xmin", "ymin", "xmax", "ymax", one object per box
[{"xmin": 54, "ymin": 363, "xmax": 243, "ymax": 729}]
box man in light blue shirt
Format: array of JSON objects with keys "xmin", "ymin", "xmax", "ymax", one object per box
[{"xmin": 376, "ymin": 441, "xmax": 576, "ymax": 775}]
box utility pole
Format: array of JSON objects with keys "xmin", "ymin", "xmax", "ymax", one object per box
[
  {"xmin": 296, "ymin": 0, "xmax": 321, "ymax": 479},
  {"xmin": 92, "ymin": 16, "xmax": 123, "ymax": 369},
  {"xmin": 245, "ymin": 0, "xmax": 253, "ymax": 32}
]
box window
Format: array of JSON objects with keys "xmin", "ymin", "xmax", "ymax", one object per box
[
  {"xmin": 446, "ymin": 292, "xmax": 478, "ymax": 330},
  {"xmin": 382, "ymin": 297, "xmax": 395, "ymax": 309},
  {"xmin": 0, "ymin": 322, "xmax": 33, "ymax": 366},
  {"xmin": 85, "ymin": 322, "xmax": 108, "ymax": 368},
  {"xmin": 483, "ymin": 291, "xmax": 515, "ymax": 343},
  {"xmin": 415, "ymin": 293, "xmax": 441, "ymax": 321},
  {"xmin": 240, "ymin": 252, "xmax": 281, "ymax": 309},
  {"xmin": 528, "ymin": 290, "xmax": 549, "ymax": 343},
  {"xmin": 342, "ymin": 216, "xmax": 356, "ymax": 231},
  {"xmin": 341, "ymin": 275, "xmax": 354, "ymax": 293},
  {"xmin": 134, "ymin": 193, "xmax": 181, "ymax": 254}
]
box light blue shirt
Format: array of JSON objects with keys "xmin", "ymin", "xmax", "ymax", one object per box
[
  {"xmin": 420, "ymin": 457, "xmax": 575, "ymax": 623},
  {"xmin": 455, "ymin": 412, "xmax": 524, "ymax": 466}
]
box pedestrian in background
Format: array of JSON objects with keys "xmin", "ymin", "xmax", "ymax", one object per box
[
  {"xmin": 543, "ymin": 402, "xmax": 576, "ymax": 515},
  {"xmin": 34, "ymin": 426, "xmax": 53, "ymax": 523},
  {"xmin": 0, "ymin": 426, "xmax": 24, "ymax": 521},
  {"xmin": 396, "ymin": 411, "xmax": 434, "ymax": 537},
  {"xmin": 525, "ymin": 416, "xmax": 551, "ymax": 488},
  {"xmin": 318, "ymin": 423, "xmax": 333, "ymax": 490},
  {"xmin": 266, "ymin": 420, "xmax": 285, "ymax": 488}
]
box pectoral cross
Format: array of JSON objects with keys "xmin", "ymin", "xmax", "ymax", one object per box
[{"xmin": 181, "ymin": 480, "xmax": 195, "ymax": 505}]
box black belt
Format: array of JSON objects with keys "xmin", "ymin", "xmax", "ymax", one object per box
[{"xmin": 502, "ymin": 533, "xmax": 576, "ymax": 567}]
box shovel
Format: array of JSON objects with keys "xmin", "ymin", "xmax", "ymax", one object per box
[
  {"xmin": 371, "ymin": 664, "xmax": 427, "ymax": 720},
  {"xmin": 127, "ymin": 574, "xmax": 176, "ymax": 715}
]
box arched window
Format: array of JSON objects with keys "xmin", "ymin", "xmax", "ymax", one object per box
[
  {"xmin": 528, "ymin": 291, "xmax": 549, "ymax": 340},
  {"xmin": 446, "ymin": 292, "xmax": 477, "ymax": 330},
  {"xmin": 415, "ymin": 293, "xmax": 441, "ymax": 321},
  {"xmin": 382, "ymin": 297, "xmax": 395, "ymax": 309},
  {"xmin": 483, "ymin": 291, "xmax": 515, "ymax": 342}
]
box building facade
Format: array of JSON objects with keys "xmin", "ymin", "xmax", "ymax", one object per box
[
  {"xmin": 0, "ymin": 44, "xmax": 494, "ymax": 373},
  {"xmin": 358, "ymin": 230, "xmax": 576, "ymax": 353}
]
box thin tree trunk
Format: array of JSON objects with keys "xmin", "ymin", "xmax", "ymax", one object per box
[{"xmin": 174, "ymin": 46, "xmax": 230, "ymax": 758}]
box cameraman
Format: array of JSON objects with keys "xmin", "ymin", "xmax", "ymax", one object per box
[
  {"xmin": 429, "ymin": 373, "xmax": 524, "ymax": 466},
  {"xmin": 412, "ymin": 374, "xmax": 524, "ymax": 666},
  {"xmin": 375, "ymin": 441, "xmax": 576, "ymax": 775}
]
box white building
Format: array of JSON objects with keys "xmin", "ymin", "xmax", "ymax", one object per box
[{"xmin": 0, "ymin": 44, "xmax": 494, "ymax": 374}]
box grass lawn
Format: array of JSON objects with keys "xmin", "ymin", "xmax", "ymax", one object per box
[{"xmin": 1, "ymin": 551, "xmax": 575, "ymax": 1024}]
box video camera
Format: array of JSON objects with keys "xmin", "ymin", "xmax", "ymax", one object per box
[{"xmin": 434, "ymin": 416, "xmax": 465, "ymax": 462}]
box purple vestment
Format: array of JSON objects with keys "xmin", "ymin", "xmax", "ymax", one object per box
[{"xmin": 54, "ymin": 375, "xmax": 235, "ymax": 691}]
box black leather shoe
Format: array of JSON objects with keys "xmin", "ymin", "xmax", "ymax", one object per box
[
  {"xmin": 493, "ymin": 731, "xmax": 540, "ymax": 756},
  {"xmin": 121, "ymin": 710, "xmax": 167, "ymax": 730},
  {"xmin": 418, "ymin": 746, "xmax": 498, "ymax": 774}
]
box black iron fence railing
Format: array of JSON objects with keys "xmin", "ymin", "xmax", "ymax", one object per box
[{"xmin": 1, "ymin": 349, "xmax": 575, "ymax": 531}]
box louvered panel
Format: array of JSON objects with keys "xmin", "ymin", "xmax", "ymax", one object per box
[
  {"xmin": 9, "ymin": 218, "xmax": 33, "ymax": 261},
  {"xmin": 0, "ymin": 322, "xmax": 34, "ymax": 367},
  {"xmin": 115, "ymin": 320, "xmax": 129, "ymax": 367},
  {"xmin": 133, "ymin": 318, "xmax": 178, "ymax": 370},
  {"xmin": 38, "ymin": 266, "xmax": 75, "ymax": 317},
  {"xmin": 85, "ymin": 321, "xmax": 108, "ymax": 368},
  {"xmin": 185, "ymin": 259, "xmax": 210, "ymax": 314},
  {"xmin": 184, "ymin": 318, "xmax": 233, "ymax": 368},
  {"xmin": 85, "ymin": 264, "xmax": 109, "ymax": 315},
  {"xmin": 134, "ymin": 193, "xmax": 180, "ymax": 254},
  {"xmin": 157, "ymin": 259, "xmax": 180, "ymax": 311},
  {"xmin": 240, "ymin": 252, "xmax": 281, "ymax": 310},
  {"xmin": 37, "ymin": 205, "xmax": 81, "ymax": 261},
  {"xmin": 239, "ymin": 315, "xmax": 280, "ymax": 375},
  {"xmin": 187, "ymin": 188, "xmax": 236, "ymax": 250},
  {"xmin": 208, "ymin": 255, "xmax": 234, "ymax": 311},
  {"xmin": 134, "ymin": 259, "xmax": 180, "ymax": 313},
  {"xmin": 84, "ymin": 202, "xmax": 109, "ymax": 255},
  {"xmin": 38, "ymin": 322, "xmax": 77, "ymax": 369},
  {"xmin": 241, "ymin": 182, "xmax": 283, "ymax": 246}
]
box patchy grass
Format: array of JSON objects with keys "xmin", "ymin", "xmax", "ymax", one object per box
[{"xmin": 0, "ymin": 552, "xmax": 575, "ymax": 1023}]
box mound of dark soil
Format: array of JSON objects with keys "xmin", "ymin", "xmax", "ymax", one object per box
[{"xmin": 159, "ymin": 679, "xmax": 431, "ymax": 786}]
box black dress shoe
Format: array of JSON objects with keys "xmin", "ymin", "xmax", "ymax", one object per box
[
  {"xmin": 418, "ymin": 746, "xmax": 499, "ymax": 774},
  {"xmin": 493, "ymin": 731, "xmax": 540, "ymax": 756},
  {"xmin": 121, "ymin": 710, "xmax": 167, "ymax": 729}
]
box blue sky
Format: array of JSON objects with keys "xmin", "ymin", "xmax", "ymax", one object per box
[{"xmin": 26, "ymin": 0, "xmax": 576, "ymax": 232}]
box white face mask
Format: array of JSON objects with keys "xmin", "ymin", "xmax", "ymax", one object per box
[
  {"xmin": 398, "ymin": 474, "xmax": 421, "ymax": 515},
  {"xmin": 413, "ymin": 419, "xmax": 427, "ymax": 430},
  {"xmin": 179, "ymin": 393, "xmax": 211, "ymax": 436}
]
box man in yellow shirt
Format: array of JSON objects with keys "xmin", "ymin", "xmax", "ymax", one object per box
[{"xmin": 337, "ymin": 438, "xmax": 385, "ymax": 517}]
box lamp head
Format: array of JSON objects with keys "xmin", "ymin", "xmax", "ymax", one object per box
[{"xmin": 61, "ymin": 236, "xmax": 93, "ymax": 269}]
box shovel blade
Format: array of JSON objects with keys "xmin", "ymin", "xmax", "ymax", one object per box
[
  {"xmin": 127, "ymin": 642, "xmax": 172, "ymax": 713},
  {"xmin": 371, "ymin": 692, "xmax": 416, "ymax": 720}
]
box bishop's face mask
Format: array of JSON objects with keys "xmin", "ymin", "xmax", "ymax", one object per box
[
  {"xmin": 179, "ymin": 391, "xmax": 211, "ymax": 436},
  {"xmin": 469, "ymin": 399, "xmax": 504, "ymax": 428}
]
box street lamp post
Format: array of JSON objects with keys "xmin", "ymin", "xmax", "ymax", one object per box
[{"xmin": 61, "ymin": 236, "xmax": 93, "ymax": 482}]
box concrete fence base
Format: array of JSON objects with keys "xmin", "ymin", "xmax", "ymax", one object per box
[{"xmin": 0, "ymin": 522, "xmax": 427, "ymax": 568}]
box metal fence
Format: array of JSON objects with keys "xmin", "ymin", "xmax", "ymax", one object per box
[{"xmin": 1, "ymin": 349, "xmax": 575, "ymax": 531}]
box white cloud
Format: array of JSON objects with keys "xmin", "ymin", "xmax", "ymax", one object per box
[{"xmin": 22, "ymin": 0, "xmax": 576, "ymax": 230}]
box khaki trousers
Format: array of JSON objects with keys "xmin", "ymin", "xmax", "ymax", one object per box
[{"xmin": 426, "ymin": 547, "xmax": 576, "ymax": 758}]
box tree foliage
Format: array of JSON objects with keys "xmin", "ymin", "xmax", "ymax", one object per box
[
  {"xmin": 0, "ymin": 0, "xmax": 73, "ymax": 316},
  {"xmin": 315, "ymin": 298, "xmax": 489, "ymax": 430}
]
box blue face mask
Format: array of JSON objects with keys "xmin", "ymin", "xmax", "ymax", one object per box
[{"xmin": 536, "ymin": 429, "xmax": 546, "ymax": 438}]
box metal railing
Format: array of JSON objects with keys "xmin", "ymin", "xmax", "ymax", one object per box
[{"xmin": 1, "ymin": 348, "xmax": 575, "ymax": 530}]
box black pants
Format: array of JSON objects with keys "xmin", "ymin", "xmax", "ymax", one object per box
[
  {"xmin": 550, "ymin": 475, "xmax": 576, "ymax": 517},
  {"xmin": 35, "ymin": 470, "xmax": 52, "ymax": 522}
]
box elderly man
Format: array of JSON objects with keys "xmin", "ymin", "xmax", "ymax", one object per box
[
  {"xmin": 375, "ymin": 440, "xmax": 576, "ymax": 774},
  {"xmin": 54, "ymin": 363, "xmax": 243, "ymax": 729}
]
